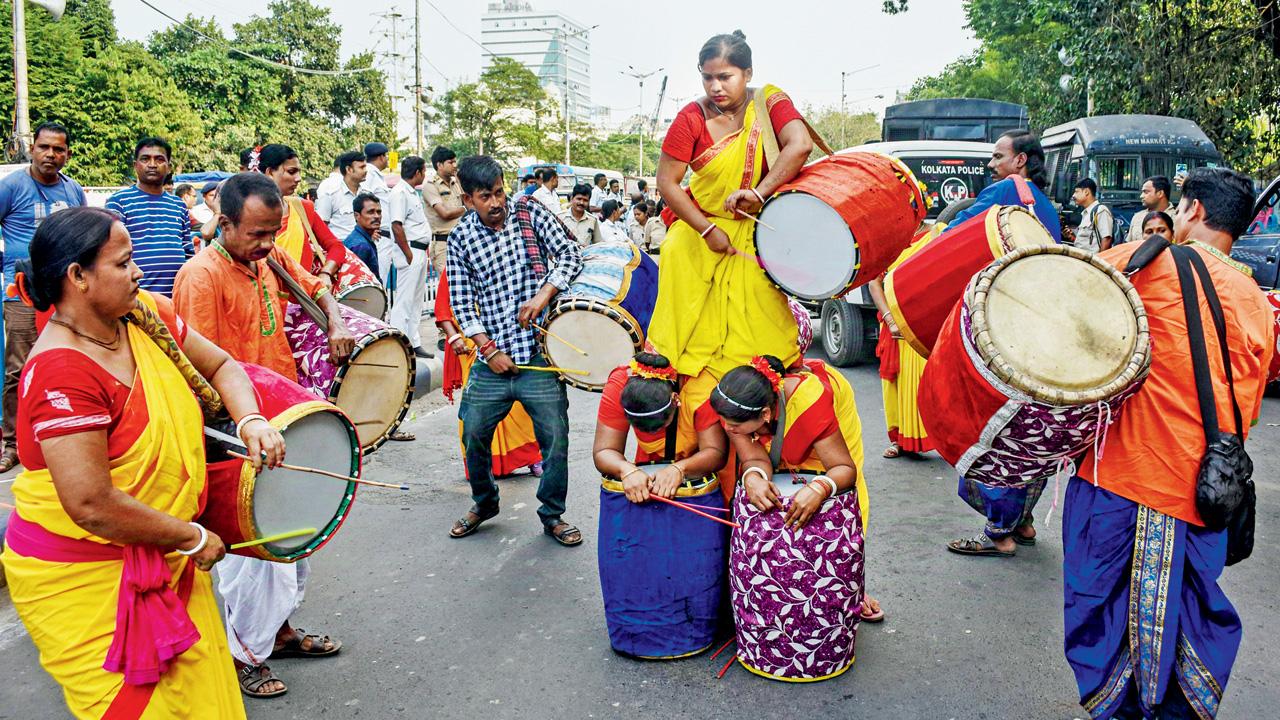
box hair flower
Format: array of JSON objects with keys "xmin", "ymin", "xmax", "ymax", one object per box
[
  {"xmin": 629, "ymin": 359, "xmax": 678, "ymax": 382},
  {"xmin": 749, "ymin": 356, "xmax": 783, "ymax": 392}
]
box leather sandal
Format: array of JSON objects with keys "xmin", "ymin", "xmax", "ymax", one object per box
[
  {"xmin": 946, "ymin": 533, "xmax": 1015, "ymax": 557},
  {"xmin": 450, "ymin": 505, "xmax": 499, "ymax": 538},
  {"xmin": 238, "ymin": 664, "xmax": 287, "ymax": 699},
  {"xmin": 544, "ymin": 521, "xmax": 583, "ymax": 547}
]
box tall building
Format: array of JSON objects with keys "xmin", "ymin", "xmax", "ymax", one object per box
[{"xmin": 481, "ymin": 1, "xmax": 591, "ymax": 120}]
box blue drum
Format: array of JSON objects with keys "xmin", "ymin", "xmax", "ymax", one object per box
[
  {"xmin": 541, "ymin": 241, "xmax": 659, "ymax": 391},
  {"xmin": 597, "ymin": 466, "xmax": 729, "ymax": 659}
]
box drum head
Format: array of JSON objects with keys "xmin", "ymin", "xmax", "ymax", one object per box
[
  {"xmin": 544, "ymin": 301, "xmax": 641, "ymax": 391},
  {"xmin": 338, "ymin": 284, "xmax": 388, "ymax": 321},
  {"xmin": 252, "ymin": 408, "xmax": 358, "ymax": 556},
  {"xmin": 996, "ymin": 206, "xmax": 1055, "ymax": 252},
  {"xmin": 756, "ymin": 193, "xmax": 858, "ymax": 300},
  {"xmin": 983, "ymin": 253, "xmax": 1139, "ymax": 395},
  {"xmin": 333, "ymin": 332, "xmax": 414, "ymax": 450}
]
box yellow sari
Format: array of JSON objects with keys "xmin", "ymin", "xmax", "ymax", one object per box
[
  {"xmin": 880, "ymin": 232, "xmax": 935, "ymax": 454},
  {"xmin": 651, "ymin": 84, "xmax": 801, "ymax": 413},
  {"xmin": 1, "ymin": 293, "xmax": 245, "ymax": 719}
]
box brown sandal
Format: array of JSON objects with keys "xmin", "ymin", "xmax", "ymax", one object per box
[
  {"xmin": 273, "ymin": 628, "xmax": 342, "ymax": 658},
  {"xmin": 238, "ymin": 664, "xmax": 287, "ymax": 698},
  {"xmin": 0, "ymin": 448, "xmax": 19, "ymax": 473},
  {"xmin": 544, "ymin": 521, "xmax": 583, "ymax": 547}
]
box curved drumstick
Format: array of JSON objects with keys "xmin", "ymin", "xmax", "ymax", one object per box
[{"xmin": 734, "ymin": 207, "xmax": 776, "ymax": 231}]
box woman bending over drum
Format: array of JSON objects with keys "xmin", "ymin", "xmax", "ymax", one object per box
[
  {"xmin": 710, "ymin": 355, "xmax": 885, "ymax": 622},
  {"xmin": 3, "ymin": 207, "xmax": 285, "ymax": 718},
  {"xmin": 593, "ymin": 353, "xmax": 729, "ymax": 503}
]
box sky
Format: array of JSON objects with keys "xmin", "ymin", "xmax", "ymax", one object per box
[{"xmin": 112, "ymin": 0, "xmax": 981, "ymax": 140}]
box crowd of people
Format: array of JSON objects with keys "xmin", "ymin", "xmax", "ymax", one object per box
[{"xmin": 0, "ymin": 25, "xmax": 1271, "ymax": 720}]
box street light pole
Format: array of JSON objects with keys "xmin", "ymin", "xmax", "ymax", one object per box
[
  {"xmin": 621, "ymin": 66, "xmax": 662, "ymax": 177},
  {"xmin": 11, "ymin": 1, "xmax": 32, "ymax": 161},
  {"xmin": 413, "ymin": 0, "xmax": 423, "ymax": 155},
  {"xmin": 839, "ymin": 64, "xmax": 879, "ymax": 149}
]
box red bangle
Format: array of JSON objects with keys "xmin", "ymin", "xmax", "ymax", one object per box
[{"xmin": 479, "ymin": 340, "xmax": 497, "ymax": 356}]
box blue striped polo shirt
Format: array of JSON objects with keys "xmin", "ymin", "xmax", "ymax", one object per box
[{"xmin": 106, "ymin": 185, "xmax": 194, "ymax": 296}]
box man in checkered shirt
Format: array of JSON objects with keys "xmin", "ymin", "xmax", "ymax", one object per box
[{"xmin": 446, "ymin": 155, "xmax": 585, "ymax": 546}]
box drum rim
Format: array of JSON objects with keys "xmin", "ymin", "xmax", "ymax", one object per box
[
  {"xmin": 993, "ymin": 205, "xmax": 1054, "ymax": 254},
  {"xmin": 541, "ymin": 297, "xmax": 644, "ymax": 392},
  {"xmin": 966, "ymin": 244, "xmax": 1152, "ymax": 406},
  {"xmin": 239, "ymin": 400, "xmax": 361, "ymax": 562},
  {"xmin": 600, "ymin": 465, "xmax": 720, "ymax": 497},
  {"xmin": 329, "ymin": 325, "xmax": 416, "ymax": 453},
  {"xmin": 753, "ymin": 191, "xmax": 860, "ymax": 301}
]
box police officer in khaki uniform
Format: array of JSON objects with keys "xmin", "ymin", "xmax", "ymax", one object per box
[{"xmin": 423, "ymin": 146, "xmax": 466, "ymax": 274}]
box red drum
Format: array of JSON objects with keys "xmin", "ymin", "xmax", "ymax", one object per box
[
  {"xmin": 201, "ymin": 363, "xmax": 361, "ymax": 563},
  {"xmin": 334, "ymin": 246, "xmax": 388, "ymax": 320},
  {"xmin": 1265, "ymin": 290, "xmax": 1280, "ymax": 383},
  {"xmin": 286, "ymin": 304, "xmax": 415, "ymax": 453},
  {"xmin": 919, "ymin": 245, "xmax": 1151, "ymax": 488},
  {"xmin": 753, "ymin": 152, "xmax": 926, "ymax": 301},
  {"xmin": 886, "ymin": 205, "xmax": 1053, "ymax": 357}
]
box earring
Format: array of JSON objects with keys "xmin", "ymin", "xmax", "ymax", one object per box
[{"xmin": 77, "ymin": 283, "xmax": 88, "ymax": 293}]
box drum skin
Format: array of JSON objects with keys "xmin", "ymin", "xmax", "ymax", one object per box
[
  {"xmin": 730, "ymin": 473, "xmax": 864, "ymax": 682},
  {"xmin": 286, "ymin": 303, "xmax": 415, "ymax": 453},
  {"xmin": 334, "ymin": 246, "xmax": 388, "ymax": 320},
  {"xmin": 543, "ymin": 242, "xmax": 659, "ymax": 391},
  {"xmin": 597, "ymin": 469, "xmax": 728, "ymax": 660},
  {"xmin": 885, "ymin": 205, "xmax": 1053, "ymax": 357},
  {"xmin": 754, "ymin": 152, "xmax": 926, "ymax": 301},
  {"xmin": 201, "ymin": 363, "xmax": 360, "ymax": 563},
  {"xmin": 918, "ymin": 246, "xmax": 1150, "ymax": 487}
]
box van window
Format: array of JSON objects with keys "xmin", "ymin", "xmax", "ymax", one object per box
[
  {"xmin": 1096, "ymin": 157, "xmax": 1142, "ymax": 192},
  {"xmin": 1249, "ymin": 188, "xmax": 1280, "ymax": 235},
  {"xmin": 899, "ymin": 155, "xmax": 992, "ymax": 220},
  {"xmin": 929, "ymin": 123, "xmax": 986, "ymax": 141}
]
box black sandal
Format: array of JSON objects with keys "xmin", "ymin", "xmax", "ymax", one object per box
[
  {"xmin": 238, "ymin": 664, "xmax": 287, "ymax": 699},
  {"xmin": 544, "ymin": 521, "xmax": 583, "ymax": 547},
  {"xmin": 946, "ymin": 533, "xmax": 1015, "ymax": 557},
  {"xmin": 450, "ymin": 505, "xmax": 499, "ymax": 538},
  {"xmin": 273, "ymin": 628, "xmax": 342, "ymax": 658}
]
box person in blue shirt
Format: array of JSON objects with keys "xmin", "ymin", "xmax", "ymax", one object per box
[
  {"xmin": 0, "ymin": 122, "xmax": 86, "ymax": 472},
  {"xmin": 344, "ymin": 193, "xmax": 383, "ymax": 283},
  {"xmin": 947, "ymin": 129, "xmax": 1063, "ymax": 243},
  {"xmin": 105, "ymin": 137, "xmax": 194, "ymax": 297}
]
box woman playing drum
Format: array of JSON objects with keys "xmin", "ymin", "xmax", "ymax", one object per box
[
  {"xmin": 254, "ymin": 143, "xmax": 347, "ymax": 291},
  {"xmin": 651, "ymin": 31, "xmax": 813, "ymax": 416},
  {"xmin": 436, "ymin": 269, "xmax": 543, "ymax": 475},
  {"xmin": 710, "ymin": 355, "xmax": 884, "ymax": 623},
  {"xmin": 1, "ymin": 207, "xmax": 285, "ymax": 718},
  {"xmin": 592, "ymin": 352, "xmax": 729, "ymax": 502}
]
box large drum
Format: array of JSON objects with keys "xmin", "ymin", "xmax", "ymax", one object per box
[
  {"xmin": 886, "ymin": 205, "xmax": 1054, "ymax": 357},
  {"xmin": 286, "ymin": 303, "xmax": 415, "ymax": 453},
  {"xmin": 597, "ymin": 468, "xmax": 728, "ymax": 659},
  {"xmin": 334, "ymin": 246, "xmax": 388, "ymax": 320},
  {"xmin": 730, "ymin": 473, "xmax": 864, "ymax": 682},
  {"xmin": 541, "ymin": 242, "xmax": 659, "ymax": 391},
  {"xmin": 919, "ymin": 245, "xmax": 1151, "ymax": 488},
  {"xmin": 202, "ymin": 363, "xmax": 361, "ymax": 563},
  {"xmin": 752, "ymin": 152, "xmax": 926, "ymax": 301}
]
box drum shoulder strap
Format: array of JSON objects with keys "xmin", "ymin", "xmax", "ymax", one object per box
[
  {"xmin": 286, "ymin": 196, "xmax": 327, "ymax": 267},
  {"xmin": 1010, "ymin": 174, "xmax": 1036, "ymax": 208},
  {"xmin": 754, "ymin": 89, "xmax": 834, "ymax": 176},
  {"xmin": 265, "ymin": 256, "xmax": 330, "ymax": 331},
  {"xmin": 769, "ymin": 385, "xmax": 787, "ymax": 471}
]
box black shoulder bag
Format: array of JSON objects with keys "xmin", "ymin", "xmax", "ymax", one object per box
[{"xmin": 1170, "ymin": 244, "xmax": 1255, "ymax": 564}]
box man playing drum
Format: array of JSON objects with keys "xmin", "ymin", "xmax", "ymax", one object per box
[
  {"xmin": 1062, "ymin": 168, "xmax": 1272, "ymax": 718},
  {"xmin": 445, "ymin": 155, "xmax": 584, "ymax": 547},
  {"xmin": 946, "ymin": 129, "xmax": 1063, "ymax": 557},
  {"xmin": 173, "ymin": 173, "xmax": 354, "ymax": 698}
]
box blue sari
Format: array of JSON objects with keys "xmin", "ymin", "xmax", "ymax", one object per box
[{"xmin": 1062, "ymin": 477, "xmax": 1239, "ymax": 719}]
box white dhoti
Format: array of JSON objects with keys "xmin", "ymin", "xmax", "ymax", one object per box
[
  {"xmin": 216, "ymin": 555, "xmax": 310, "ymax": 665},
  {"xmin": 387, "ymin": 245, "xmax": 428, "ymax": 348}
]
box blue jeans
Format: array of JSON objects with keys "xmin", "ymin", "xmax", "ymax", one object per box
[{"xmin": 459, "ymin": 354, "xmax": 569, "ymax": 526}]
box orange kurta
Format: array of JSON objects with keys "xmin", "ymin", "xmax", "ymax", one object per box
[
  {"xmin": 1081, "ymin": 241, "xmax": 1273, "ymax": 524},
  {"xmin": 173, "ymin": 242, "xmax": 327, "ymax": 383}
]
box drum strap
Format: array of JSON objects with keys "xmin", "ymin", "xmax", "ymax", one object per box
[
  {"xmin": 769, "ymin": 386, "xmax": 787, "ymax": 471},
  {"xmin": 755, "ymin": 90, "xmax": 835, "ymax": 175},
  {"xmin": 286, "ymin": 196, "xmax": 328, "ymax": 271},
  {"xmin": 1010, "ymin": 174, "xmax": 1036, "ymax": 208},
  {"xmin": 266, "ymin": 256, "xmax": 330, "ymax": 331},
  {"xmin": 663, "ymin": 412, "xmax": 679, "ymax": 463},
  {"xmin": 1173, "ymin": 245, "xmax": 1244, "ymax": 437}
]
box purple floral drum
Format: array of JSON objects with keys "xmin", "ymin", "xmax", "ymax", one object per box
[
  {"xmin": 285, "ymin": 303, "xmax": 415, "ymax": 454},
  {"xmin": 729, "ymin": 474, "xmax": 864, "ymax": 682},
  {"xmin": 789, "ymin": 298, "xmax": 813, "ymax": 356}
]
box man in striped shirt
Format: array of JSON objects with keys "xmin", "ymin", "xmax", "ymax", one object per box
[{"xmin": 106, "ymin": 137, "xmax": 194, "ymax": 296}]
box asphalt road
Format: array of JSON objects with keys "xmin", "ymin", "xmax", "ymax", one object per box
[{"xmin": 3, "ymin": 345, "xmax": 1280, "ymax": 719}]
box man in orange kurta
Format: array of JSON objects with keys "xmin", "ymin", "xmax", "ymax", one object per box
[
  {"xmin": 1062, "ymin": 168, "xmax": 1272, "ymax": 719},
  {"xmin": 172, "ymin": 173, "xmax": 353, "ymax": 699}
]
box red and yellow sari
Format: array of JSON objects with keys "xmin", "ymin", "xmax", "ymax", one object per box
[
  {"xmin": 435, "ymin": 272, "xmax": 541, "ymax": 476},
  {"xmin": 652, "ymin": 85, "xmax": 802, "ymax": 423},
  {"xmin": 877, "ymin": 233, "xmax": 936, "ymax": 454},
  {"xmin": 1, "ymin": 292, "xmax": 244, "ymax": 719}
]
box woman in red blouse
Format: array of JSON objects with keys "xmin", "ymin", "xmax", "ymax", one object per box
[
  {"xmin": 592, "ymin": 353, "xmax": 728, "ymax": 503},
  {"xmin": 256, "ymin": 144, "xmax": 346, "ymax": 290},
  {"xmin": 649, "ymin": 30, "xmax": 815, "ymax": 439}
]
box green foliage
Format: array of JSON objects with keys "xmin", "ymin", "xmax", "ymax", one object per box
[
  {"xmin": 802, "ymin": 105, "xmax": 880, "ymax": 156},
  {"xmin": 0, "ymin": 0, "xmax": 397, "ymax": 185},
  {"xmin": 430, "ymin": 58, "xmax": 559, "ymax": 168},
  {"xmin": 896, "ymin": 0, "xmax": 1280, "ymax": 175}
]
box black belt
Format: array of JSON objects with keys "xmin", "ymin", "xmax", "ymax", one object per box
[
  {"xmin": 432, "ymin": 233, "xmax": 450, "ymax": 242},
  {"xmin": 410, "ymin": 240, "xmax": 430, "ymax": 251}
]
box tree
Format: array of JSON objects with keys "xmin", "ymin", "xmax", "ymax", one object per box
[
  {"xmin": 430, "ymin": 59, "xmax": 558, "ymax": 168},
  {"xmin": 802, "ymin": 105, "xmax": 880, "ymax": 156}
]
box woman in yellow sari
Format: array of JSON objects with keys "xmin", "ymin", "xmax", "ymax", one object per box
[
  {"xmin": 1, "ymin": 207, "xmax": 286, "ymax": 719},
  {"xmin": 652, "ymin": 30, "xmax": 814, "ymax": 416}
]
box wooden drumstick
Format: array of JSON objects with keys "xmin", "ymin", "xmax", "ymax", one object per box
[
  {"xmin": 516, "ymin": 365, "xmax": 591, "ymax": 376},
  {"xmin": 223, "ymin": 450, "xmax": 409, "ymax": 490},
  {"xmin": 230, "ymin": 528, "xmax": 318, "ymax": 550},
  {"xmin": 734, "ymin": 208, "xmax": 777, "ymax": 231},
  {"xmin": 533, "ymin": 323, "xmax": 589, "ymax": 357},
  {"xmin": 0, "ymin": 501, "xmax": 14, "ymax": 510},
  {"xmin": 647, "ymin": 494, "xmax": 740, "ymax": 529}
]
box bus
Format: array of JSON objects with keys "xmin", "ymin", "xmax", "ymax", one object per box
[
  {"xmin": 516, "ymin": 163, "xmax": 624, "ymax": 198},
  {"xmin": 882, "ymin": 98, "xmax": 1030, "ymax": 144}
]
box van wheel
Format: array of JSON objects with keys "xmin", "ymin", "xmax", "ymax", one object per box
[
  {"xmin": 936, "ymin": 197, "xmax": 977, "ymax": 226},
  {"xmin": 821, "ymin": 300, "xmax": 875, "ymax": 367}
]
